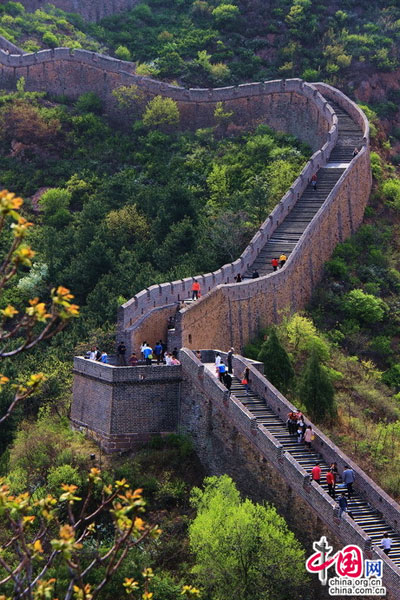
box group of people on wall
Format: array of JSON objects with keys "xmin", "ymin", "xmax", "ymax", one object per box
[{"xmin": 85, "ymin": 340, "xmax": 181, "ymax": 367}]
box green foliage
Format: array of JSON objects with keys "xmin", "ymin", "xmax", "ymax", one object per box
[
  {"xmin": 39, "ymin": 187, "xmax": 72, "ymax": 229},
  {"xmin": 8, "ymin": 413, "xmax": 95, "ymax": 487},
  {"xmin": 345, "ymin": 289, "xmax": 387, "ymax": 324},
  {"xmin": 257, "ymin": 329, "xmax": 295, "ymax": 394},
  {"xmin": 42, "ymin": 30, "xmax": 58, "ymax": 47},
  {"xmin": 211, "ymin": 3, "xmax": 240, "ymax": 26},
  {"xmin": 189, "ymin": 475, "xmax": 307, "ymax": 600},
  {"xmin": 143, "ymin": 95, "xmax": 180, "ymax": 129},
  {"xmin": 298, "ymin": 351, "xmax": 336, "ymax": 422},
  {"xmin": 286, "ymin": 314, "xmax": 330, "ymax": 361},
  {"xmin": 381, "ymin": 178, "xmax": 400, "ymax": 209},
  {"xmin": 382, "ymin": 364, "xmax": 400, "ymax": 389},
  {"xmin": 75, "ymin": 91, "xmax": 102, "ymax": 114},
  {"xmin": 115, "ymin": 44, "xmax": 132, "ymax": 61}
]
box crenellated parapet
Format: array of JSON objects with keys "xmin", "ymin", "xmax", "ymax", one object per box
[{"xmin": 0, "ymin": 42, "xmax": 371, "ymax": 352}]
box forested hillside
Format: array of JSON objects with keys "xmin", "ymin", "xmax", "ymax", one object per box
[{"xmin": 1, "ymin": 0, "xmax": 400, "ymax": 598}]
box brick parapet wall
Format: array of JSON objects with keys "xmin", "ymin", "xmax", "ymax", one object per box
[
  {"xmin": 71, "ymin": 358, "xmax": 181, "ymax": 451},
  {"xmin": 0, "ymin": 43, "xmax": 350, "ymax": 351},
  {"xmin": 179, "ymin": 348, "xmax": 400, "ymax": 596},
  {"xmin": 9, "ymin": 0, "xmax": 140, "ymax": 22},
  {"xmin": 177, "ymin": 143, "xmax": 370, "ymax": 350}
]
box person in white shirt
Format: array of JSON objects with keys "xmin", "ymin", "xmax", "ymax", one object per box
[
  {"xmin": 165, "ymin": 353, "xmax": 173, "ymax": 366},
  {"xmin": 140, "ymin": 341, "xmax": 148, "ymax": 360},
  {"xmin": 380, "ymin": 533, "xmax": 393, "ymax": 555},
  {"xmin": 215, "ymin": 353, "xmax": 221, "ymax": 374}
]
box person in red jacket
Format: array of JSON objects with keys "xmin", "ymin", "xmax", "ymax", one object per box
[
  {"xmin": 271, "ymin": 258, "xmax": 279, "ymax": 272},
  {"xmin": 191, "ymin": 280, "xmax": 200, "ymax": 300},
  {"xmin": 326, "ymin": 469, "xmax": 336, "ymax": 499},
  {"xmin": 311, "ymin": 462, "xmax": 321, "ymax": 484}
]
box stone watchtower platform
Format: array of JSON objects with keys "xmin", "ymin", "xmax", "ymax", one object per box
[{"xmin": 71, "ymin": 358, "xmax": 181, "ymax": 452}]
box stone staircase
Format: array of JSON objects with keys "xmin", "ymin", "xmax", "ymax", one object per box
[
  {"xmin": 244, "ymin": 100, "xmax": 363, "ymax": 278},
  {"xmin": 227, "ymin": 373, "xmax": 400, "ymax": 565}
]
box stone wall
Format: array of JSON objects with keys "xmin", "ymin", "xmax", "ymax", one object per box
[
  {"xmin": 178, "ymin": 349, "xmax": 400, "ymax": 598},
  {"xmin": 71, "ymin": 357, "xmax": 181, "ymax": 452},
  {"xmin": 6, "ymin": 0, "xmax": 140, "ymax": 22},
  {"xmin": 178, "ymin": 146, "xmax": 370, "ymax": 350}
]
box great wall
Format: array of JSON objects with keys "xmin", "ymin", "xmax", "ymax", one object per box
[{"xmin": 1, "ymin": 3, "xmax": 400, "ymax": 595}]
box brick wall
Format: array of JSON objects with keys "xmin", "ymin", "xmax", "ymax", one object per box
[{"xmin": 71, "ymin": 357, "xmax": 181, "ymax": 452}]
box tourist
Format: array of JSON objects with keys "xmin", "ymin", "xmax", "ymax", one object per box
[
  {"xmin": 380, "ymin": 533, "xmax": 393, "ymax": 555},
  {"xmin": 170, "ymin": 355, "xmax": 180, "ymax": 365},
  {"xmin": 140, "ymin": 341, "xmax": 148, "ymax": 359},
  {"xmin": 304, "ymin": 425, "xmax": 313, "ymax": 449},
  {"xmin": 117, "ymin": 341, "xmax": 127, "ymax": 366},
  {"xmin": 353, "ymin": 147, "xmax": 359, "ymax": 158},
  {"xmin": 252, "ymin": 270, "xmax": 259, "ymax": 279},
  {"xmin": 100, "ymin": 351, "xmax": 108, "ymax": 364},
  {"xmin": 227, "ymin": 347, "xmax": 234, "ymax": 373},
  {"xmin": 279, "ymin": 253, "xmax": 287, "ymax": 269},
  {"xmin": 330, "ymin": 462, "xmax": 339, "ymax": 484},
  {"xmin": 338, "ymin": 493, "xmax": 348, "ymax": 518},
  {"xmin": 326, "ymin": 469, "xmax": 336, "ymax": 499},
  {"xmin": 297, "ymin": 424, "xmax": 303, "ymax": 444},
  {"xmin": 311, "ymin": 173, "xmax": 317, "ymax": 191},
  {"xmin": 287, "ymin": 409, "xmax": 298, "ymax": 436},
  {"xmin": 165, "ymin": 353, "xmax": 173, "ymax": 366},
  {"xmin": 311, "ymin": 462, "xmax": 321, "ymax": 484},
  {"xmin": 129, "ymin": 352, "xmax": 138, "ymax": 366},
  {"xmin": 241, "ymin": 367, "xmax": 250, "ymax": 395},
  {"xmin": 224, "ymin": 371, "xmax": 232, "ymax": 394},
  {"xmin": 161, "ymin": 341, "xmax": 167, "ymax": 360},
  {"xmin": 271, "ymin": 257, "xmax": 279, "ymax": 271},
  {"xmin": 342, "ymin": 465, "xmax": 355, "ymax": 499},
  {"xmin": 142, "ymin": 343, "xmax": 153, "ymax": 365},
  {"xmin": 191, "ymin": 279, "xmax": 201, "ymax": 300},
  {"xmin": 172, "ymin": 347, "xmax": 178, "ymax": 358},
  {"xmin": 154, "ymin": 340, "xmax": 163, "ymax": 364},
  {"xmin": 215, "ymin": 352, "xmax": 222, "ymax": 370},
  {"xmin": 234, "ymin": 273, "xmax": 242, "ymax": 283},
  {"xmin": 218, "ymin": 361, "xmax": 226, "ymax": 382},
  {"xmin": 196, "ymin": 350, "xmax": 202, "ymax": 361}
]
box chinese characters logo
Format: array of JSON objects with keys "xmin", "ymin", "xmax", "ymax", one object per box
[{"xmin": 306, "ymin": 536, "xmax": 386, "ymax": 596}]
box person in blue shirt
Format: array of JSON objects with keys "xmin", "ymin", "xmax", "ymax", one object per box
[
  {"xmin": 218, "ymin": 361, "xmax": 226, "ymax": 382},
  {"xmin": 342, "ymin": 466, "xmax": 355, "ymax": 499},
  {"xmin": 143, "ymin": 344, "xmax": 153, "ymax": 365},
  {"xmin": 154, "ymin": 341, "xmax": 163, "ymax": 364}
]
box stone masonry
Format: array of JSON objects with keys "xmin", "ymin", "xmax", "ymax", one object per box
[{"xmin": 71, "ymin": 357, "xmax": 181, "ymax": 452}]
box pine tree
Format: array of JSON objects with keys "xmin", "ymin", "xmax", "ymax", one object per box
[
  {"xmin": 257, "ymin": 329, "xmax": 295, "ymax": 394},
  {"xmin": 299, "ymin": 350, "xmax": 336, "ymax": 421}
]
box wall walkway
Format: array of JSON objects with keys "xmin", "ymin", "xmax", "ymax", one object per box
[{"xmin": 179, "ymin": 349, "xmax": 400, "ymax": 597}]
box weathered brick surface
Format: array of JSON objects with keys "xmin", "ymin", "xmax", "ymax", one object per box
[{"xmin": 71, "ymin": 358, "xmax": 181, "ymax": 450}]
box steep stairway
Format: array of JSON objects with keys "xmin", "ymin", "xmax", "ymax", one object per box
[
  {"xmin": 244, "ymin": 100, "xmax": 363, "ymax": 278},
  {"xmin": 211, "ymin": 368, "xmax": 400, "ymax": 565}
]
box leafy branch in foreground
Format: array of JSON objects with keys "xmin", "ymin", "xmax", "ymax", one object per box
[
  {"xmin": 0, "ymin": 190, "xmax": 79, "ymax": 423},
  {"xmin": 0, "ymin": 469, "xmax": 163, "ymax": 600}
]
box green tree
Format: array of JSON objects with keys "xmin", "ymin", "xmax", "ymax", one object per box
[
  {"xmin": 142, "ymin": 96, "xmax": 180, "ymax": 130},
  {"xmin": 115, "ymin": 44, "xmax": 132, "ymax": 61},
  {"xmin": 345, "ymin": 288, "xmax": 387, "ymax": 324},
  {"xmin": 298, "ymin": 350, "xmax": 336, "ymax": 421},
  {"xmin": 257, "ymin": 329, "xmax": 295, "ymax": 394},
  {"xmin": 212, "ymin": 3, "xmax": 240, "ymax": 26},
  {"xmin": 189, "ymin": 475, "xmax": 307, "ymax": 600}
]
